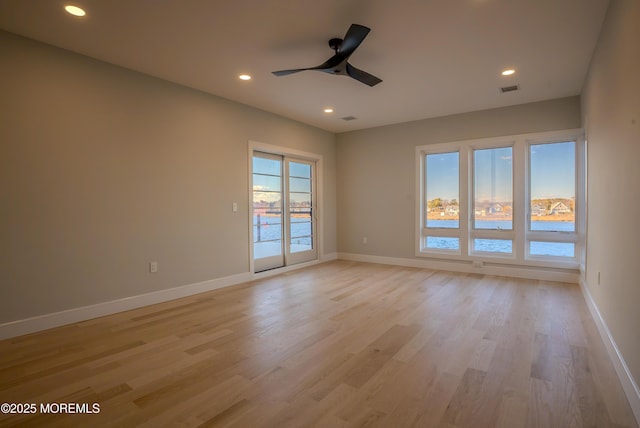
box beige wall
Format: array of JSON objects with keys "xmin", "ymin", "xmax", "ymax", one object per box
[
  {"xmin": 581, "ymin": 0, "xmax": 640, "ymax": 391},
  {"xmin": 336, "ymin": 97, "xmax": 581, "ymax": 258},
  {"xmin": 0, "ymin": 31, "xmax": 337, "ymax": 324}
]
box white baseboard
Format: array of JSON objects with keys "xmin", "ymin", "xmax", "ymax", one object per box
[
  {"xmin": 0, "ymin": 254, "xmax": 340, "ymax": 341},
  {"xmin": 337, "ymin": 252, "xmax": 579, "ymax": 283},
  {"xmin": 0, "ymin": 272, "xmax": 252, "ymax": 340},
  {"xmin": 321, "ymin": 252, "xmax": 338, "ymax": 261},
  {"xmin": 579, "ymin": 277, "xmax": 640, "ymax": 425}
]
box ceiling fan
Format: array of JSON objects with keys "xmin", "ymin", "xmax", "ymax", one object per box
[{"xmin": 272, "ymin": 24, "xmax": 382, "ymax": 87}]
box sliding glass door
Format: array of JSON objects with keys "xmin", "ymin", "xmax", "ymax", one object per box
[
  {"xmin": 252, "ymin": 153, "xmax": 285, "ymax": 272},
  {"xmin": 286, "ymin": 159, "xmax": 315, "ymax": 265},
  {"xmin": 252, "ymin": 152, "xmax": 317, "ymax": 272}
]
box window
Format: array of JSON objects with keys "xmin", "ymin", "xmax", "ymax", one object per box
[
  {"xmin": 416, "ymin": 129, "xmax": 584, "ymax": 269},
  {"xmin": 424, "ymin": 152, "xmax": 460, "ymax": 251},
  {"xmin": 288, "ymin": 161, "xmax": 314, "ymax": 253},
  {"xmin": 252, "ymin": 154, "xmax": 284, "ymax": 263},
  {"xmin": 472, "ymin": 146, "xmax": 513, "ymax": 255},
  {"xmin": 527, "ymin": 141, "xmax": 577, "ymax": 259}
]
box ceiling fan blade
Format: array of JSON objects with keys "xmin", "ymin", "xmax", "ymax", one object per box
[
  {"xmin": 273, "ymin": 53, "xmax": 345, "ymax": 76},
  {"xmin": 272, "ymin": 69, "xmax": 308, "ymax": 76},
  {"xmin": 339, "ymin": 24, "xmax": 371, "ymax": 57},
  {"xmin": 346, "ymin": 63, "xmax": 382, "ymax": 87}
]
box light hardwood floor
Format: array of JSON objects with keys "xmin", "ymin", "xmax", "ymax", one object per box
[{"xmin": 0, "ymin": 261, "xmax": 637, "ymax": 427}]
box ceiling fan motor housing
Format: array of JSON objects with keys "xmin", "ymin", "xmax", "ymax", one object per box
[{"xmin": 329, "ymin": 38, "xmax": 343, "ymax": 51}]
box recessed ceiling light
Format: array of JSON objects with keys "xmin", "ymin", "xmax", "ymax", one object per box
[
  {"xmin": 324, "ymin": 108, "xmax": 334, "ymax": 113},
  {"xmin": 238, "ymin": 74, "xmax": 251, "ymax": 81},
  {"xmin": 64, "ymin": 5, "xmax": 86, "ymax": 17},
  {"xmin": 501, "ymin": 69, "xmax": 516, "ymax": 76}
]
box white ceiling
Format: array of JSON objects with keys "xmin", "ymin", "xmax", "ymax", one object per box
[{"xmin": 0, "ymin": 0, "xmax": 610, "ymax": 133}]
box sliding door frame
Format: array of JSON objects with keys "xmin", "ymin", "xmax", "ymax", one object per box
[{"xmin": 248, "ymin": 141, "xmax": 323, "ymax": 275}]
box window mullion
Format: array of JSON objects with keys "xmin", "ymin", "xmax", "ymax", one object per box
[
  {"xmin": 513, "ymin": 138, "xmax": 526, "ymax": 263},
  {"xmin": 460, "ymin": 146, "xmax": 469, "ymax": 256},
  {"xmin": 527, "ymin": 231, "xmax": 578, "ymax": 243}
]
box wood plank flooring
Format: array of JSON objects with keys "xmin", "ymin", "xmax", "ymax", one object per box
[{"xmin": 0, "ymin": 261, "xmax": 637, "ymax": 427}]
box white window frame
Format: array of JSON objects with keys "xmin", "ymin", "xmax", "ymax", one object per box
[
  {"xmin": 524, "ymin": 135, "xmax": 584, "ymax": 263},
  {"xmin": 416, "ymin": 129, "xmax": 584, "ymax": 270},
  {"xmin": 420, "ymin": 147, "xmax": 464, "ymax": 256},
  {"xmin": 469, "ymin": 140, "xmax": 517, "ymax": 260}
]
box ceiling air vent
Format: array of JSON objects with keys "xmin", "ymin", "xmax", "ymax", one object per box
[
  {"xmin": 500, "ymin": 84, "xmax": 519, "ymax": 93},
  {"xmin": 341, "ymin": 116, "xmax": 357, "ymax": 121}
]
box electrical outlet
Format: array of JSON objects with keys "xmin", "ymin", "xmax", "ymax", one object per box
[
  {"xmin": 362, "ymin": 237, "xmax": 368, "ymax": 244},
  {"xmin": 149, "ymin": 261, "xmax": 158, "ymax": 273},
  {"xmin": 232, "ymin": 202, "xmax": 238, "ymax": 212}
]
